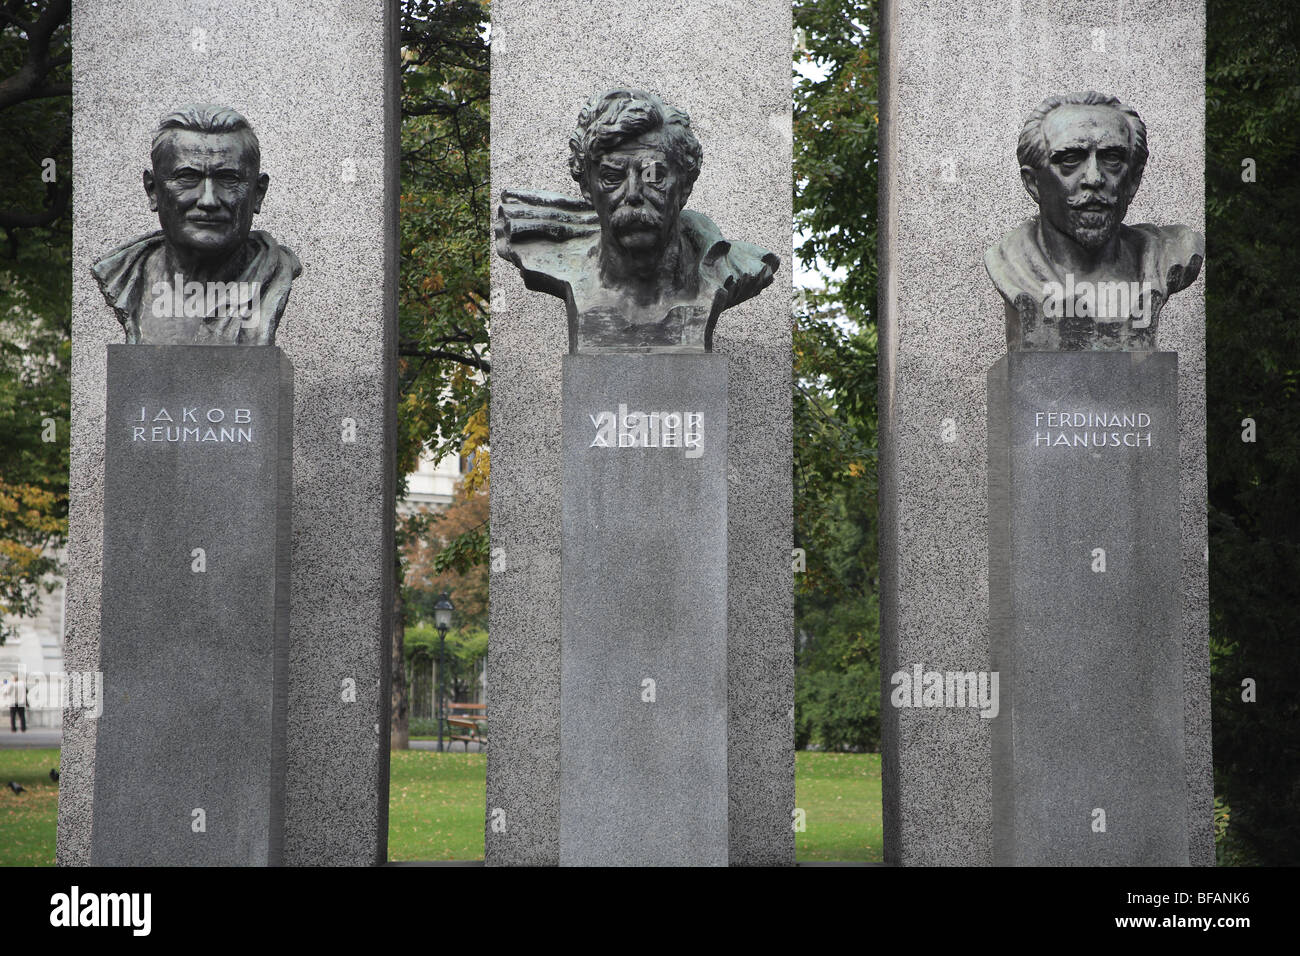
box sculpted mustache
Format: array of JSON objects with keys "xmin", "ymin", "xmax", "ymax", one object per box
[
  {"xmin": 611, "ymin": 208, "xmax": 661, "ymax": 229},
  {"xmin": 1067, "ymin": 197, "xmax": 1116, "ymax": 210}
]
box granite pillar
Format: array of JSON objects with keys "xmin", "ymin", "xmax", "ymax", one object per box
[
  {"xmin": 877, "ymin": 0, "xmax": 1210, "ymax": 864},
  {"xmin": 488, "ymin": 0, "xmax": 794, "ymax": 865},
  {"xmin": 988, "ymin": 351, "xmax": 1187, "ymax": 865},
  {"xmin": 62, "ymin": 0, "xmax": 398, "ymax": 865}
]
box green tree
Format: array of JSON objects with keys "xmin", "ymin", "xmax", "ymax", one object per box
[
  {"xmin": 392, "ymin": 0, "xmax": 491, "ymax": 746},
  {"xmin": 405, "ymin": 623, "xmax": 488, "ymax": 708},
  {"xmin": 794, "ymin": 1, "xmax": 879, "ymax": 319},
  {"xmin": 0, "ymin": 0, "xmax": 71, "ymax": 644},
  {"xmin": 1205, "ymin": 0, "xmax": 1300, "ymax": 865},
  {"xmin": 398, "ymin": 0, "xmax": 491, "ymax": 491},
  {"xmin": 792, "ymin": 1, "xmax": 882, "ymax": 750}
]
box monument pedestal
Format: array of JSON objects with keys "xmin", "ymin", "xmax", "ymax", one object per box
[
  {"xmin": 91, "ymin": 345, "xmax": 292, "ymax": 866},
  {"xmin": 560, "ymin": 353, "xmax": 728, "ymax": 866},
  {"xmin": 988, "ymin": 351, "xmax": 1187, "ymax": 865}
]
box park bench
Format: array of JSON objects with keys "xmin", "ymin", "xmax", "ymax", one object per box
[{"xmin": 445, "ymin": 705, "xmax": 487, "ymax": 751}]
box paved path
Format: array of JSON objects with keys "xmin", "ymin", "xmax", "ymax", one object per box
[
  {"xmin": 2, "ymin": 730, "xmax": 488, "ymax": 753},
  {"xmin": 410, "ymin": 738, "xmax": 485, "ymax": 754},
  {"xmin": 0, "ymin": 727, "xmax": 61, "ymax": 749}
]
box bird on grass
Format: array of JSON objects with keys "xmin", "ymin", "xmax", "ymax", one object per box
[
  {"xmin": 50, "ymin": 768, "xmax": 59, "ymax": 783},
  {"xmin": 7, "ymin": 781, "xmax": 24, "ymax": 794}
]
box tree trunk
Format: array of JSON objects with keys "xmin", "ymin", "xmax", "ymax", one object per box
[{"xmin": 390, "ymin": 551, "xmax": 409, "ymax": 750}]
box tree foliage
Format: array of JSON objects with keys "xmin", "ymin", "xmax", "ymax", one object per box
[
  {"xmin": 405, "ymin": 623, "xmax": 488, "ymax": 705},
  {"xmin": 0, "ymin": 0, "xmax": 71, "ymax": 644},
  {"xmin": 1205, "ymin": 0, "xmax": 1300, "ymax": 865},
  {"xmin": 0, "ymin": 289, "xmax": 68, "ymax": 644},
  {"xmin": 397, "ymin": 0, "xmax": 490, "ymax": 499},
  {"xmin": 792, "ymin": 1, "xmax": 882, "ymax": 750},
  {"xmin": 401, "ymin": 487, "xmax": 488, "ymax": 633},
  {"xmin": 794, "ymin": 0, "xmax": 879, "ymax": 318},
  {"xmin": 391, "ymin": 0, "xmax": 491, "ymax": 745},
  {"xmin": 395, "ymin": 0, "xmax": 491, "ymax": 594}
]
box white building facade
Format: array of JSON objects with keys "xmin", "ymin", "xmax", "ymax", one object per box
[{"xmin": 1, "ymin": 569, "xmax": 67, "ymax": 729}]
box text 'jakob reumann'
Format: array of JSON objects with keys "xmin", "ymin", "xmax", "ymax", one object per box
[{"xmin": 129, "ymin": 406, "xmax": 254, "ymax": 443}]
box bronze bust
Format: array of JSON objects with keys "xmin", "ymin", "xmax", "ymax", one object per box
[
  {"xmin": 92, "ymin": 105, "xmax": 301, "ymax": 346},
  {"xmin": 985, "ymin": 91, "xmax": 1204, "ymax": 351},
  {"xmin": 495, "ymin": 88, "xmax": 779, "ymax": 353}
]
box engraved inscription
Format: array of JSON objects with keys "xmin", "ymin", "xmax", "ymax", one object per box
[
  {"xmin": 588, "ymin": 403, "xmax": 702, "ymax": 453},
  {"xmin": 1031, "ymin": 410, "xmax": 1152, "ymax": 448},
  {"xmin": 128, "ymin": 405, "xmax": 254, "ymax": 443}
]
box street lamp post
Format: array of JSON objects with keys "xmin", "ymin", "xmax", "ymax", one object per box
[{"xmin": 433, "ymin": 593, "xmax": 454, "ymax": 754}]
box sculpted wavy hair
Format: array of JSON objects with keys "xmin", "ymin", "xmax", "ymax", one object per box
[
  {"xmin": 1017, "ymin": 91, "xmax": 1148, "ymax": 184},
  {"xmin": 568, "ymin": 89, "xmax": 703, "ymax": 198},
  {"xmin": 151, "ymin": 104, "xmax": 261, "ymax": 168}
]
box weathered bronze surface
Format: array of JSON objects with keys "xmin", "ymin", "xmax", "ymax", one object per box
[
  {"xmin": 496, "ymin": 88, "xmax": 779, "ymax": 353},
  {"xmin": 92, "ymin": 105, "xmax": 301, "ymax": 345},
  {"xmin": 985, "ymin": 91, "xmax": 1203, "ymax": 351}
]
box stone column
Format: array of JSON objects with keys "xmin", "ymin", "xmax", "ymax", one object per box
[
  {"xmin": 988, "ymin": 352, "xmax": 1186, "ymax": 865},
  {"xmin": 877, "ymin": 0, "xmax": 1210, "ymax": 864},
  {"xmin": 488, "ymin": 0, "xmax": 794, "ymax": 865},
  {"xmin": 60, "ymin": 0, "xmax": 398, "ymax": 865},
  {"xmin": 560, "ymin": 354, "xmax": 729, "ymax": 866},
  {"xmin": 92, "ymin": 347, "xmax": 293, "ymax": 866}
]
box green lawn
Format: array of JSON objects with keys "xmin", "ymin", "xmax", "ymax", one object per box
[
  {"xmin": 388, "ymin": 750, "xmax": 487, "ymax": 861},
  {"xmin": 0, "ymin": 748, "xmax": 60, "ymax": 866},
  {"xmin": 0, "ymin": 748, "xmax": 883, "ymax": 864},
  {"xmin": 795, "ymin": 751, "xmax": 883, "ymax": 862}
]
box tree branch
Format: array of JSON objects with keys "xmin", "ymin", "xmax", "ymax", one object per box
[
  {"xmin": 0, "ymin": 0, "xmax": 71, "ymax": 111},
  {"xmin": 0, "ymin": 178, "xmax": 70, "ymax": 230},
  {"xmin": 398, "ymin": 346, "xmax": 490, "ymax": 373}
]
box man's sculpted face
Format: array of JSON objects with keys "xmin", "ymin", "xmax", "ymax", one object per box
[
  {"xmin": 1024, "ymin": 105, "xmax": 1136, "ymax": 252},
  {"xmin": 145, "ymin": 129, "xmax": 268, "ymax": 264},
  {"xmin": 584, "ymin": 130, "xmax": 687, "ymax": 259}
]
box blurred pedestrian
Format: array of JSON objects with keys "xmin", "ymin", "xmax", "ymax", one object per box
[{"xmin": 8, "ymin": 673, "xmax": 27, "ymax": 733}]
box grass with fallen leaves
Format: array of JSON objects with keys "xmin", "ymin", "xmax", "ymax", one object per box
[
  {"xmin": 387, "ymin": 749, "xmax": 486, "ymax": 861},
  {"xmin": 1, "ymin": 748, "xmax": 883, "ymax": 863},
  {"xmin": 389, "ymin": 749, "xmax": 883, "ymax": 862},
  {"xmin": 0, "ymin": 748, "xmax": 59, "ymax": 866}
]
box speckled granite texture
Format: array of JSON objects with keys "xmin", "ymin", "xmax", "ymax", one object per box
[
  {"xmin": 877, "ymin": 0, "xmax": 1210, "ymax": 865},
  {"xmin": 61, "ymin": 0, "xmax": 397, "ymax": 866},
  {"xmin": 92, "ymin": 346, "xmax": 293, "ymax": 866},
  {"xmin": 487, "ymin": 0, "xmax": 794, "ymax": 865},
  {"xmin": 559, "ymin": 355, "xmax": 728, "ymax": 866},
  {"xmin": 989, "ymin": 352, "xmax": 1187, "ymax": 865}
]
